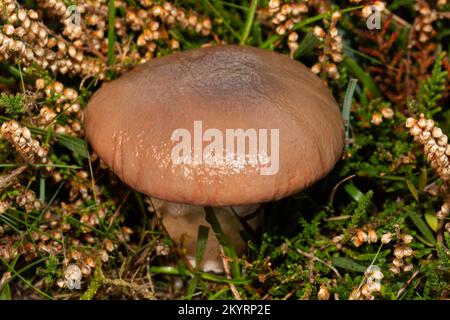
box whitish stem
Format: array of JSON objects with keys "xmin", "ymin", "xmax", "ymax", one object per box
[{"xmin": 149, "ymin": 198, "xmax": 262, "ymax": 273}]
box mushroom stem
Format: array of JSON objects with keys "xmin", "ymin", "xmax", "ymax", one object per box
[{"xmin": 149, "ymin": 198, "xmax": 262, "ymax": 273}]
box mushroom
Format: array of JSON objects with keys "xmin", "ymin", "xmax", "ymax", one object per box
[{"xmin": 84, "ymin": 45, "xmax": 344, "ymax": 272}]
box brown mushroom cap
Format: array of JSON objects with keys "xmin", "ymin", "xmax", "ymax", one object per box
[{"xmin": 85, "ymin": 45, "xmax": 344, "ymax": 206}]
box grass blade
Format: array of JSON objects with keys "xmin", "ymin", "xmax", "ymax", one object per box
[
  {"xmin": 185, "ymin": 225, "xmax": 210, "ymax": 299},
  {"xmin": 332, "ymin": 257, "xmax": 367, "ymax": 273},
  {"xmin": 185, "ymin": 277, "xmax": 198, "ymax": 300},
  {"xmin": 405, "ymin": 180, "xmax": 419, "ymax": 202},
  {"xmin": 39, "ymin": 174, "xmax": 45, "ymax": 203},
  {"xmin": 261, "ymin": 5, "xmax": 363, "ymax": 49},
  {"xmin": 407, "ymin": 210, "xmax": 436, "ymax": 246},
  {"xmin": 344, "ymin": 182, "xmax": 365, "ymax": 202},
  {"xmin": 108, "ymin": 0, "xmax": 116, "ymax": 67},
  {"xmin": 0, "ymin": 258, "xmax": 54, "ymax": 300},
  {"xmin": 424, "ymin": 213, "xmax": 439, "ymax": 232},
  {"xmin": 343, "ymin": 78, "xmax": 358, "ymax": 141},
  {"xmin": 342, "ymin": 57, "xmax": 381, "ymax": 98},
  {"xmin": 204, "ymin": 207, "xmax": 241, "ymax": 279},
  {"xmin": 204, "ymin": 0, "xmax": 240, "ymax": 40},
  {"xmin": 195, "ymin": 226, "xmax": 210, "ymax": 267},
  {"xmin": 150, "ymin": 266, "xmax": 250, "ymax": 284},
  {"xmin": 294, "ymin": 32, "xmax": 321, "ymax": 58},
  {"xmin": 56, "ymin": 133, "xmax": 89, "ymax": 159},
  {"xmin": 239, "ymin": 0, "xmax": 258, "ymax": 45}
]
